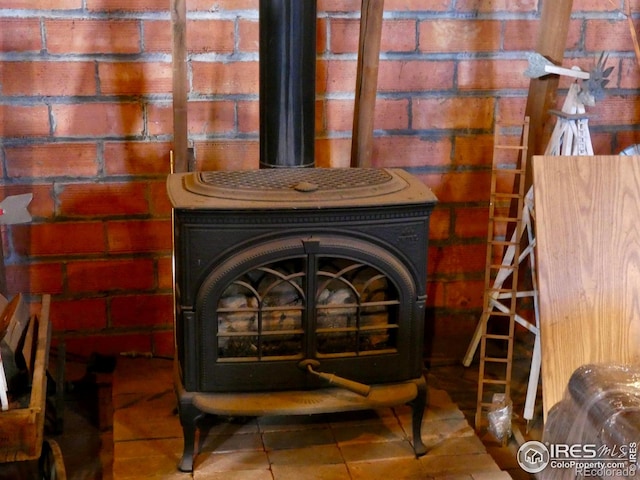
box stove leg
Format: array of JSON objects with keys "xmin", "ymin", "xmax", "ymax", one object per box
[
  {"xmin": 177, "ymin": 396, "xmax": 203, "ymax": 472},
  {"xmin": 409, "ymin": 375, "xmax": 428, "ymax": 456}
]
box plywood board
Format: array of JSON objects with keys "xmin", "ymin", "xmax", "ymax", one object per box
[{"xmin": 533, "ymin": 155, "xmax": 640, "ymax": 419}]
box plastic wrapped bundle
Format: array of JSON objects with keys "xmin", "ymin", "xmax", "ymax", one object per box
[{"xmin": 541, "ymin": 364, "xmax": 640, "ymax": 479}]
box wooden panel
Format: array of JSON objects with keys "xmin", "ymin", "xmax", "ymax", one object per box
[{"xmin": 533, "ymin": 155, "xmax": 640, "ymax": 419}]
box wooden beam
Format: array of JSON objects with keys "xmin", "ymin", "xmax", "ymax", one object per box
[
  {"xmin": 171, "ymin": 0, "xmax": 189, "ymax": 173},
  {"xmin": 523, "ymin": 0, "xmax": 574, "ymax": 187},
  {"xmin": 351, "ymin": 0, "xmax": 385, "ymax": 168}
]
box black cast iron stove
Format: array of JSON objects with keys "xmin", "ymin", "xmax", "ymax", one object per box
[{"xmin": 168, "ymin": 0, "xmax": 437, "ymax": 472}]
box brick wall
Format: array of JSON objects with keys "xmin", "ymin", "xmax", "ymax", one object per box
[{"xmin": 1, "ymin": 0, "xmax": 639, "ymax": 361}]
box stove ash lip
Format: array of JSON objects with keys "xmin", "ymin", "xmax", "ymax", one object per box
[{"xmin": 166, "ymin": 167, "xmax": 438, "ymax": 209}]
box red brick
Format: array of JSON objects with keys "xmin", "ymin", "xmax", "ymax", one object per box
[
  {"xmin": 1, "ymin": 0, "xmax": 81, "ymax": 8},
  {"xmin": 325, "ymin": 99, "xmax": 355, "ymax": 132},
  {"xmin": 384, "ymin": 0, "xmax": 448, "ymax": 10},
  {"xmin": 455, "ymin": 0, "xmax": 537, "ymax": 12},
  {"xmin": 503, "ymin": 20, "xmax": 539, "ymax": 51},
  {"xmin": 67, "ymin": 258, "xmax": 155, "ymax": 293},
  {"xmin": 110, "ymin": 294, "xmax": 173, "ymax": 327},
  {"xmin": 428, "ymin": 207, "xmax": 450, "ymax": 242},
  {"xmin": 187, "ymin": 101, "xmax": 237, "ymax": 135},
  {"xmin": 0, "ymin": 104, "xmax": 50, "ymax": 137},
  {"xmin": 50, "ymin": 297, "xmax": 108, "ymax": 331},
  {"xmin": 157, "ymin": 257, "xmax": 174, "ymax": 291},
  {"xmin": 57, "ymin": 182, "xmax": 150, "ymax": 216},
  {"xmin": 457, "ymin": 59, "xmax": 530, "ymax": 90},
  {"xmin": 194, "ymin": 140, "xmax": 259, "ymax": 171},
  {"xmin": 0, "ymin": 18, "xmax": 42, "ymax": 52},
  {"xmin": 63, "ymin": 333, "xmax": 152, "ymax": 358},
  {"xmin": 330, "ymin": 19, "xmax": 360, "ymax": 54},
  {"xmin": 142, "ymin": 20, "xmax": 171, "ymax": 52},
  {"xmin": 12, "ymin": 222, "xmax": 106, "ymax": 256},
  {"xmin": 237, "ymin": 100, "xmax": 260, "ymax": 134},
  {"xmin": 189, "ymin": 0, "xmax": 258, "ymax": 10},
  {"xmin": 371, "ymin": 136, "xmax": 452, "ymax": 169},
  {"xmin": 585, "ymin": 18, "xmax": 637, "ymax": 53},
  {"xmin": 104, "ymin": 141, "xmax": 172, "ymax": 176},
  {"xmin": 5, "ymin": 262, "xmax": 64, "ymax": 295},
  {"xmin": 315, "ymin": 137, "xmax": 351, "ymax": 168},
  {"xmin": 147, "ymin": 102, "xmax": 172, "ymax": 136},
  {"xmin": 149, "ymin": 180, "xmax": 173, "ymax": 217},
  {"xmin": 592, "ymin": 95, "xmax": 640, "ymax": 126},
  {"xmin": 152, "ymin": 330, "xmax": 175, "ymax": 358},
  {"xmin": 98, "ymin": 62, "xmax": 172, "ymax": 95},
  {"xmin": 326, "ymin": 98, "xmax": 409, "ymax": 132},
  {"xmin": 495, "ymin": 97, "xmax": 527, "ymax": 125},
  {"xmin": 418, "ymin": 171, "xmax": 492, "ymax": 203},
  {"xmin": 575, "ymin": 0, "xmax": 627, "ymax": 12},
  {"xmin": 426, "ymin": 280, "xmax": 444, "ymax": 307},
  {"xmin": 453, "ymin": 134, "xmax": 493, "ymax": 167},
  {"xmin": 619, "ymin": 58, "xmax": 640, "ymax": 89},
  {"xmin": 428, "ymin": 243, "xmax": 486, "ymax": 277},
  {"xmin": 106, "ymin": 219, "xmax": 172, "ymax": 254},
  {"xmin": 616, "ymin": 131, "xmax": 640, "ymax": 153},
  {"xmin": 566, "ymin": 19, "xmax": 584, "ymax": 51},
  {"xmin": 454, "ymin": 206, "xmax": 490, "ymax": 239},
  {"xmin": 45, "ymin": 19, "xmax": 141, "ymax": 55},
  {"xmin": 192, "ymin": 61, "xmax": 260, "ymax": 95},
  {"xmin": 324, "ymin": 59, "xmax": 358, "ymax": 93},
  {"xmin": 443, "ymin": 279, "xmax": 484, "ymax": 310},
  {"xmin": 0, "ymin": 61, "xmax": 96, "ymax": 96},
  {"xmin": 382, "ymin": 20, "xmax": 418, "ymax": 52},
  {"xmin": 317, "ymin": 17, "xmax": 328, "ymax": 53},
  {"xmin": 238, "ymin": 19, "xmax": 260, "ymax": 53},
  {"xmin": 86, "ymin": 0, "xmax": 167, "ymax": 11},
  {"xmin": 318, "ymin": 0, "xmax": 363, "ymax": 12},
  {"xmin": 413, "ymin": 97, "xmax": 494, "ymax": 130},
  {"xmin": 378, "ymin": 60, "xmax": 455, "ymax": 92},
  {"xmin": 52, "ymin": 103, "xmax": 144, "ymax": 137},
  {"xmin": 187, "ymin": 20, "xmax": 235, "ymax": 53},
  {"xmin": 5, "ymin": 143, "xmax": 99, "ymax": 178},
  {"xmin": 419, "ymin": 20, "xmax": 501, "ymax": 53},
  {"xmin": 591, "ymin": 131, "xmax": 615, "ymax": 155}
]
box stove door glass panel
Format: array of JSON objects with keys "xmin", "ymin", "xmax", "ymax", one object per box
[
  {"xmin": 316, "ymin": 259, "xmax": 398, "ymax": 356},
  {"xmin": 217, "ymin": 258, "xmax": 305, "ymax": 359}
]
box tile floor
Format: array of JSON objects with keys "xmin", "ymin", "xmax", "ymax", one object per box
[
  {"xmin": 0, "ymin": 332, "xmax": 540, "ymax": 479},
  {"xmin": 111, "ymin": 356, "xmax": 513, "ymax": 480}
]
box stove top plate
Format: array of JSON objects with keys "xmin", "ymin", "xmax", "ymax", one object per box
[{"xmin": 168, "ymin": 168, "xmax": 435, "ymax": 209}]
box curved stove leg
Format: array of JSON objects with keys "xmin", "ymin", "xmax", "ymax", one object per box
[
  {"xmin": 177, "ymin": 393, "xmax": 203, "ymax": 472},
  {"xmin": 409, "ymin": 375, "xmax": 428, "ymax": 456}
]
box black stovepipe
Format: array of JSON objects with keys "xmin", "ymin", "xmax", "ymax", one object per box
[{"xmin": 259, "ymin": 0, "xmax": 317, "ymax": 168}]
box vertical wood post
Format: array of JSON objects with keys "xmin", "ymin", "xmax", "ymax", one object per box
[
  {"xmin": 523, "ymin": 0, "xmax": 574, "ymax": 187},
  {"xmin": 171, "ymin": 0, "xmax": 189, "ymax": 173},
  {"xmin": 351, "ymin": 0, "xmax": 385, "ymax": 168}
]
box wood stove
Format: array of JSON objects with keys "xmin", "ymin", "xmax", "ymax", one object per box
[
  {"xmin": 168, "ymin": 167, "xmax": 436, "ymax": 470},
  {"xmin": 168, "ymin": 0, "xmax": 437, "ymax": 471}
]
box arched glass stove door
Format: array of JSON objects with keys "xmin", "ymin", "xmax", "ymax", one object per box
[{"xmin": 194, "ymin": 234, "xmax": 421, "ymax": 393}]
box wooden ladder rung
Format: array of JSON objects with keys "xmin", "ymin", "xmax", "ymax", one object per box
[
  {"xmin": 484, "ymin": 334, "xmax": 512, "ymax": 341},
  {"xmin": 475, "ymin": 117, "xmax": 530, "ymax": 432},
  {"xmin": 482, "ymin": 378, "xmax": 509, "ymax": 385},
  {"xmin": 494, "ymin": 144, "xmax": 527, "ymax": 151}
]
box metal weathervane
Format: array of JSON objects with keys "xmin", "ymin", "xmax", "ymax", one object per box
[{"xmin": 0, "ymin": 193, "xmax": 33, "ymax": 226}]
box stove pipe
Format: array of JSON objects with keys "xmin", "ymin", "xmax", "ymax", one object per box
[{"xmin": 259, "ymin": 0, "xmax": 317, "ymax": 168}]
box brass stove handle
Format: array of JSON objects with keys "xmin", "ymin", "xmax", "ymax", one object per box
[{"xmin": 299, "ymin": 360, "xmax": 371, "ymax": 397}]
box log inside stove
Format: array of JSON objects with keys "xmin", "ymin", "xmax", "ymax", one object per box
[{"xmin": 215, "ymin": 260, "xmax": 398, "ymax": 359}]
